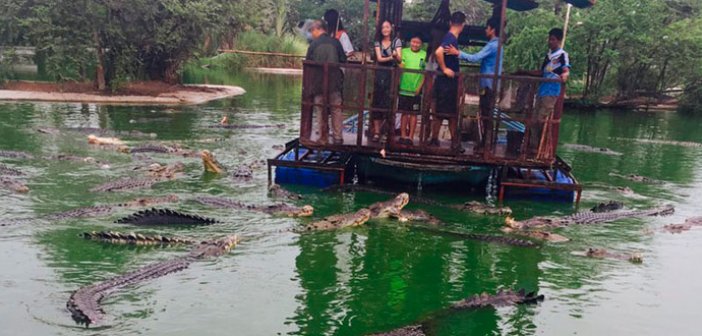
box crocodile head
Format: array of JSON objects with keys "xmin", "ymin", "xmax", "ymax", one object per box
[
  {"xmin": 190, "ymin": 235, "xmax": 240, "ymax": 258},
  {"xmin": 628, "ymin": 253, "xmax": 643, "ymax": 264},
  {"xmin": 369, "ymin": 193, "xmax": 410, "ymax": 218},
  {"xmin": 585, "ymin": 248, "xmax": 607, "ymax": 258},
  {"xmin": 201, "ymin": 150, "xmax": 226, "ymax": 174},
  {"xmin": 505, "ymin": 217, "xmax": 522, "ymax": 229},
  {"xmin": 294, "ymin": 205, "xmax": 315, "ymax": 217}
]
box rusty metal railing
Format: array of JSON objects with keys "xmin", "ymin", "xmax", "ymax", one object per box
[{"xmin": 299, "ymin": 60, "xmax": 565, "ymax": 167}]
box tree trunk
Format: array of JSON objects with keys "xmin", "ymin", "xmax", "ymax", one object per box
[
  {"xmin": 163, "ymin": 60, "xmax": 181, "ymax": 85},
  {"xmin": 93, "ymin": 31, "xmax": 106, "ymax": 91}
]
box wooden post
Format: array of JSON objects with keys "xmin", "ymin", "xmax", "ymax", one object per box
[{"xmin": 561, "ymin": 4, "xmax": 573, "ymax": 49}]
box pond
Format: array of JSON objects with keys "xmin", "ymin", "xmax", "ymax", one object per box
[{"xmin": 1, "ymin": 70, "xmax": 701, "ymax": 335}]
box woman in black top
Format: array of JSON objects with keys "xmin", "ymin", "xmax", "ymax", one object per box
[{"xmin": 371, "ymin": 20, "xmax": 402, "ymax": 142}]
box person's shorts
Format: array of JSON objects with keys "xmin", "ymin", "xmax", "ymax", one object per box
[
  {"xmin": 434, "ymin": 76, "xmax": 458, "ymax": 118},
  {"xmin": 398, "ymin": 95, "xmax": 422, "ymax": 114}
]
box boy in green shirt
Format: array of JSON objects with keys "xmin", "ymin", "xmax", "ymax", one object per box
[{"xmin": 398, "ymin": 35, "xmax": 426, "ymax": 146}]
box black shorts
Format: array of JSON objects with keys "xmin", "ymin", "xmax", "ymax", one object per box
[
  {"xmin": 434, "ymin": 76, "xmax": 458, "ymax": 117},
  {"xmin": 398, "ymin": 95, "xmax": 421, "ymax": 114}
]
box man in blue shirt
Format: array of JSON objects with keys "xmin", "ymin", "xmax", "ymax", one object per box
[
  {"xmin": 446, "ymin": 16, "xmax": 503, "ymax": 148},
  {"xmin": 428, "ymin": 11, "xmax": 466, "ymax": 149},
  {"xmin": 518, "ymin": 28, "xmax": 570, "ymax": 155}
]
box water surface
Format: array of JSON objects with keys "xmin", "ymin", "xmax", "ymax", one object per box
[{"xmin": 0, "ymin": 71, "xmax": 701, "ymax": 335}]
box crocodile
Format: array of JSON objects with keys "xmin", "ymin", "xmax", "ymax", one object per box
[
  {"xmin": 392, "ymin": 209, "xmax": 442, "ymax": 226},
  {"xmin": 129, "ymin": 144, "xmax": 199, "ymax": 157},
  {"xmin": 44, "ymin": 127, "xmax": 156, "ymax": 139},
  {"xmin": 81, "ymin": 231, "xmax": 196, "ymax": 245},
  {"xmin": 572, "ymin": 248, "xmax": 643, "ymax": 264},
  {"xmin": 268, "ymin": 183, "xmax": 303, "ymax": 200},
  {"xmin": 407, "ymin": 224, "xmax": 537, "ymax": 247},
  {"xmin": 87, "ymin": 135, "xmax": 130, "ymax": 153},
  {"xmin": 368, "ymin": 289, "xmax": 543, "ymax": 336},
  {"xmin": 50, "ymin": 154, "xmax": 111, "ymax": 169},
  {"xmin": 0, "ymin": 150, "xmax": 34, "ymax": 159},
  {"xmin": 451, "ymin": 289, "xmax": 544, "ymax": 310},
  {"xmin": 45, "ymin": 195, "xmax": 180, "ymax": 221},
  {"xmin": 297, "ymin": 208, "xmax": 372, "ymax": 232},
  {"xmin": 609, "ymin": 172, "xmax": 662, "ymax": 184},
  {"xmin": 501, "ymin": 227, "xmax": 570, "ymax": 243},
  {"xmin": 505, "ymin": 204, "xmax": 675, "ymax": 230},
  {"xmin": 115, "ymin": 208, "xmax": 220, "ymax": 226},
  {"xmin": 1, "ymin": 176, "xmax": 29, "ymax": 193},
  {"xmin": 591, "ymin": 201, "xmax": 624, "ymax": 213},
  {"xmin": 194, "ymin": 196, "xmax": 314, "ymax": 217},
  {"xmin": 369, "ymin": 325, "xmax": 427, "ymax": 336},
  {"xmin": 452, "ymin": 201, "xmax": 512, "ymax": 216},
  {"xmin": 0, "ymin": 164, "xmax": 23, "ymax": 176},
  {"xmin": 562, "ymin": 144, "xmax": 622, "ymax": 156},
  {"xmin": 201, "ymin": 150, "xmax": 254, "ymax": 182},
  {"xmin": 66, "ymin": 235, "xmax": 239, "ymax": 326},
  {"xmin": 613, "ymin": 137, "xmax": 702, "ymax": 149},
  {"xmin": 368, "ymin": 193, "xmax": 410, "ymax": 218},
  {"xmin": 139, "ymin": 162, "xmax": 186, "ymax": 179},
  {"xmin": 90, "ymin": 177, "xmax": 163, "ymax": 192},
  {"xmin": 661, "ymin": 217, "xmax": 702, "ymax": 234}
]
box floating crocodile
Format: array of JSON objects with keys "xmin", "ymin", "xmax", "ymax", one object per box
[
  {"xmin": 609, "ymin": 172, "xmax": 662, "ymax": 184},
  {"xmin": 613, "ymin": 137, "xmax": 702, "ymax": 149},
  {"xmin": 411, "ymin": 226, "xmax": 538, "ymax": 248},
  {"xmin": 392, "ymin": 209, "xmax": 442, "ymax": 226},
  {"xmin": 0, "ymin": 150, "xmax": 34, "ymax": 159},
  {"xmin": 87, "ymin": 135, "xmax": 130, "ymax": 153},
  {"xmin": 201, "ymin": 150, "xmax": 254, "ymax": 182},
  {"xmin": 660, "ymin": 217, "xmax": 702, "ymax": 234},
  {"xmin": 562, "ymin": 144, "xmax": 623, "ymax": 156},
  {"xmin": 45, "ymin": 195, "xmax": 180, "ymax": 221},
  {"xmin": 1, "ymin": 176, "xmax": 29, "ymax": 193},
  {"xmin": 40, "ymin": 127, "xmax": 156, "ymax": 139},
  {"xmin": 452, "ymin": 201, "xmax": 512, "ymax": 216},
  {"xmin": 81, "ymin": 231, "xmax": 196, "ymax": 245},
  {"xmin": 129, "ymin": 144, "xmax": 198, "ymax": 157},
  {"xmin": 451, "ymin": 289, "xmax": 544, "ymax": 310},
  {"xmin": 0, "ymin": 164, "xmax": 23, "ymax": 176},
  {"xmin": 90, "ymin": 177, "xmax": 163, "ymax": 192},
  {"xmin": 506, "ymin": 205, "xmax": 675, "ymax": 230},
  {"xmin": 590, "ymin": 201, "xmax": 624, "ymax": 213},
  {"xmin": 138, "ymin": 162, "xmax": 185, "ymax": 179},
  {"xmin": 50, "ymin": 154, "xmax": 111, "ymax": 169},
  {"xmin": 572, "ymin": 248, "xmax": 643, "ymax": 264},
  {"xmin": 501, "ymin": 227, "xmax": 570, "ymax": 243},
  {"xmin": 116, "ymin": 208, "xmax": 220, "ymax": 226},
  {"xmin": 194, "ymin": 196, "xmax": 314, "ymax": 217},
  {"xmin": 269, "ymin": 183, "xmax": 303, "ymax": 200},
  {"xmin": 67, "ymin": 235, "xmax": 239, "ymax": 326},
  {"xmin": 369, "ymin": 325, "xmax": 427, "ymax": 336},
  {"xmin": 369, "ymin": 193, "xmax": 410, "ymax": 218},
  {"xmin": 368, "ymin": 289, "xmax": 543, "ymax": 336},
  {"xmin": 297, "ymin": 208, "xmax": 372, "ymax": 232}
]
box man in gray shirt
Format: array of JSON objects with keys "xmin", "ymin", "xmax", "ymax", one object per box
[{"xmin": 306, "ymin": 20, "xmax": 347, "ymax": 145}]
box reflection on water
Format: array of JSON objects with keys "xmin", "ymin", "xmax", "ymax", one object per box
[{"xmin": 0, "ymin": 71, "xmax": 701, "ymax": 335}]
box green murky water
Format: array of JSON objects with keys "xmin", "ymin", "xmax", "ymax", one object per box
[{"xmin": 1, "ymin": 71, "xmax": 701, "ymax": 336}]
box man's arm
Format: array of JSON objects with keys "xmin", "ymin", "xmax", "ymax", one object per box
[
  {"xmin": 446, "ymin": 43, "xmax": 494, "ymax": 64},
  {"xmin": 435, "ymin": 46, "xmax": 454, "ymax": 78},
  {"xmin": 560, "ymin": 67, "xmax": 570, "ymax": 82}
]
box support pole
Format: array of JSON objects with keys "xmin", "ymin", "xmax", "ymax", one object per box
[
  {"xmin": 486, "ymin": 0, "xmax": 508, "ymax": 160},
  {"xmin": 362, "ymin": 0, "xmax": 370, "ymax": 64},
  {"xmin": 561, "ymin": 4, "xmax": 573, "ymax": 49}
]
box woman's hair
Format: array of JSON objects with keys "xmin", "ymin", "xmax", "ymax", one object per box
[
  {"xmin": 375, "ymin": 20, "xmax": 394, "ymax": 43},
  {"xmin": 323, "ymin": 9, "xmax": 344, "ymax": 37}
]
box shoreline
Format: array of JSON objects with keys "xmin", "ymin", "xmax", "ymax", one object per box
[{"xmin": 0, "ymin": 83, "xmax": 245, "ymax": 106}]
